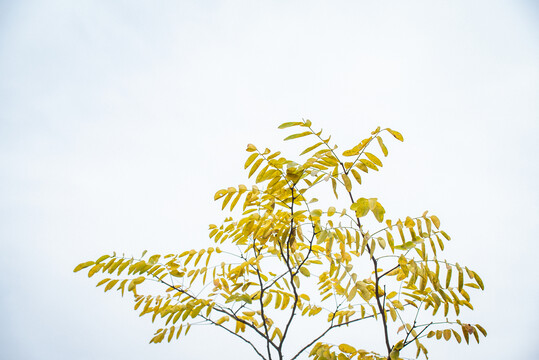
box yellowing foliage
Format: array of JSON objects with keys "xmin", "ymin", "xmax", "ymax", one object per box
[{"xmin": 75, "ymin": 120, "xmax": 485, "ymax": 360}]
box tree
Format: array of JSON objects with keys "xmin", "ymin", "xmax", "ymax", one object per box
[{"xmin": 74, "ymin": 120, "xmax": 486, "ymax": 360}]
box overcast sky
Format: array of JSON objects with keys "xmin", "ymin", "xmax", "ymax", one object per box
[{"xmin": 1, "ymin": 1, "xmax": 538, "ymax": 359}]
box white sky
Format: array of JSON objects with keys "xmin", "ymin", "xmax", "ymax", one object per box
[{"xmin": 1, "ymin": 1, "xmax": 538, "ymax": 359}]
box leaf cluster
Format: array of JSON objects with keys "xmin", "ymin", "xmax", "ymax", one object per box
[{"xmin": 75, "ymin": 120, "xmax": 485, "ymax": 360}]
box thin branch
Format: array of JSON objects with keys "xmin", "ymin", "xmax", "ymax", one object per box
[
  {"xmin": 159, "ymin": 279, "xmax": 279, "ymax": 350},
  {"xmin": 403, "ymin": 322, "xmax": 432, "ymax": 347},
  {"xmin": 379, "ymin": 264, "xmax": 400, "ymax": 279},
  {"xmin": 201, "ymin": 314, "xmax": 268, "ymax": 360},
  {"xmin": 253, "ymin": 240, "xmax": 274, "ymax": 360}
]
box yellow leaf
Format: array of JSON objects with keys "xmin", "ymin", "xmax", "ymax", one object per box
[
  {"xmin": 473, "ymin": 271, "xmax": 485, "ymax": 290},
  {"xmin": 215, "ymin": 315, "xmax": 229, "ymax": 325},
  {"xmin": 148, "ymin": 254, "xmax": 160, "ymax": 265},
  {"xmin": 104, "ymin": 279, "xmax": 119, "ymax": 292},
  {"xmin": 127, "ymin": 276, "xmax": 146, "ymax": 291},
  {"xmin": 392, "ymin": 300, "xmax": 404, "ymax": 310},
  {"xmin": 299, "ymin": 267, "xmax": 310, "ymax": 277},
  {"xmin": 347, "ymin": 285, "xmax": 357, "ymax": 301},
  {"xmin": 73, "ymin": 261, "xmax": 94, "ymax": 273},
  {"xmin": 278, "ymin": 121, "xmax": 302, "ymax": 129},
  {"xmin": 365, "ymin": 152, "xmax": 382, "ymax": 167},
  {"xmin": 351, "ymin": 198, "xmax": 369, "ymax": 217},
  {"xmin": 281, "ymin": 294, "xmax": 290, "ymax": 309},
  {"xmin": 443, "ymin": 329, "xmax": 451, "ymax": 341},
  {"xmin": 389, "ymin": 306, "xmax": 397, "ymax": 321},
  {"xmin": 342, "ymin": 148, "xmax": 360, "ymax": 157},
  {"xmin": 262, "ymin": 293, "xmax": 272, "ymax": 307},
  {"xmin": 341, "ymin": 173, "xmax": 352, "ymax": 192},
  {"xmin": 387, "ymin": 128, "xmax": 404, "ymax": 141},
  {"xmin": 377, "ymin": 137, "xmax": 388, "ymax": 156},
  {"xmin": 475, "ymin": 324, "xmax": 487, "ymax": 337},
  {"xmin": 275, "ymin": 292, "xmax": 282, "ymax": 309},
  {"xmin": 360, "ymin": 159, "xmax": 378, "ymax": 171},
  {"xmin": 244, "ymin": 153, "xmax": 258, "ymax": 169},
  {"xmin": 452, "ymin": 329, "xmax": 462, "ymax": 343},
  {"xmin": 350, "ymin": 169, "xmax": 362, "ymax": 184},
  {"xmin": 356, "ymin": 161, "xmax": 368, "ymax": 173},
  {"xmin": 87, "ymin": 264, "xmax": 103, "ymax": 277},
  {"xmin": 440, "ymin": 231, "xmax": 451, "ymax": 240},
  {"xmin": 95, "ymin": 255, "xmax": 110, "ymax": 264},
  {"xmin": 96, "ymin": 278, "xmax": 110, "ymax": 287},
  {"xmin": 214, "ymin": 189, "xmax": 227, "ymax": 201},
  {"xmin": 300, "ymin": 142, "xmax": 323, "ymax": 156},
  {"xmin": 246, "ymin": 143, "xmax": 257, "ymax": 152},
  {"xmin": 167, "ymin": 326, "xmax": 175, "ymax": 342},
  {"xmin": 372, "ymin": 202, "xmax": 385, "ymax": 223},
  {"xmin": 393, "ymin": 340, "xmax": 404, "ymax": 350},
  {"xmin": 248, "ymin": 158, "xmax": 263, "ymax": 178},
  {"xmin": 431, "ymin": 215, "xmax": 440, "ymax": 229},
  {"xmin": 395, "ymin": 241, "xmax": 415, "ymax": 251},
  {"xmin": 338, "ymin": 343, "xmax": 356, "ymax": 354},
  {"xmin": 331, "ymin": 178, "xmax": 338, "ymax": 199},
  {"xmin": 284, "ymin": 131, "xmax": 311, "ymax": 140}
]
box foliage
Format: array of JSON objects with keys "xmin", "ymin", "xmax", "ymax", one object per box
[{"xmin": 75, "ymin": 120, "xmax": 486, "ymax": 360}]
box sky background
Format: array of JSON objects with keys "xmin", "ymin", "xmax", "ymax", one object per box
[{"xmin": 1, "ymin": 1, "xmax": 538, "ymax": 359}]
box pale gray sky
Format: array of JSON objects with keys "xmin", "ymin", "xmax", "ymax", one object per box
[{"xmin": 1, "ymin": 1, "xmax": 538, "ymax": 359}]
